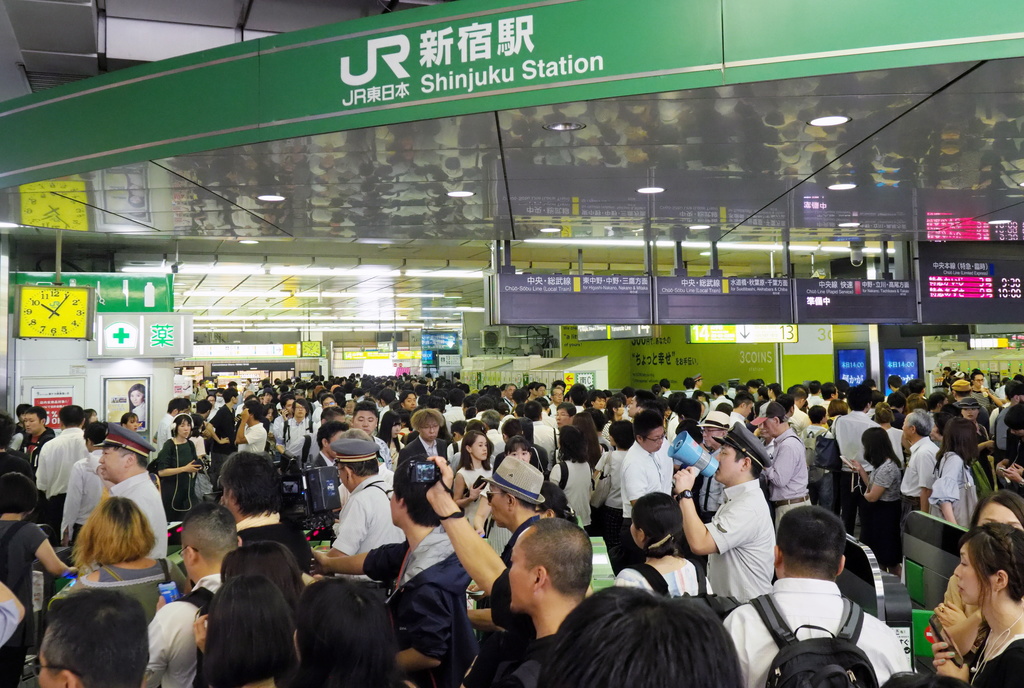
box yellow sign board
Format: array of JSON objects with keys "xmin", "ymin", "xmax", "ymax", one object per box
[
  {"xmin": 689, "ymin": 324, "xmax": 798, "ymax": 344},
  {"xmin": 20, "ymin": 180, "xmax": 90, "ymax": 231},
  {"xmin": 564, "ymin": 372, "xmax": 576, "ymax": 386},
  {"xmin": 342, "ymin": 350, "xmax": 422, "ymax": 361},
  {"xmin": 282, "ymin": 343, "xmax": 298, "ymax": 357}
]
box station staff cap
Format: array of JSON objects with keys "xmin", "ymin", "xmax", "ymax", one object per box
[
  {"xmin": 719, "ymin": 422, "xmax": 772, "ymax": 469},
  {"xmin": 329, "ymin": 438, "xmax": 379, "ymax": 463},
  {"xmin": 102, "ymin": 423, "xmax": 156, "ymax": 457}
]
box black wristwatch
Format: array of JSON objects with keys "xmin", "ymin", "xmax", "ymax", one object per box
[
  {"xmin": 439, "ymin": 510, "xmax": 466, "ymax": 520},
  {"xmin": 674, "ymin": 490, "xmax": 693, "ymax": 502}
]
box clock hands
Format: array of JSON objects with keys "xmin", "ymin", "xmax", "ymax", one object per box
[{"xmin": 47, "ymin": 294, "xmax": 70, "ymax": 319}]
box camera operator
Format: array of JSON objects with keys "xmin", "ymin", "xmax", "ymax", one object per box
[
  {"xmin": 673, "ymin": 422, "xmax": 776, "ymax": 602},
  {"xmin": 219, "ymin": 451, "xmax": 313, "ymax": 572},
  {"xmin": 312, "ymin": 457, "xmax": 477, "ymax": 688},
  {"xmin": 326, "ymin": 438, "xmax": 404, "ymax": 559}
]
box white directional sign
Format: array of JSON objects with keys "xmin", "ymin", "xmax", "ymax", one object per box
[{"xmin": 689, "ymin": 324, "xmax": 798, "ymax": 344}]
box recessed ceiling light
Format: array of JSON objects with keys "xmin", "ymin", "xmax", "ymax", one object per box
[
  {"xmin": 543, "ymin": 122, "xmax": 585, "ymax": 132},
  {"xmin": 447, "ymin": 190, "xmax": 475, "ymax": 198},
  {"xmin": 688, "ymin": 224, "xmax": 711, "ymax": 230},
  {"xmin": 808, "ymin": 115, "xmax": 851, "ymax": 127},
  {"xmin": 0, "ymin": 221, "xmax": 19, "ymax": 229},
  {"xmin": 238, "ymin": 239, "xmax": 259, "ymax": 244},
  {"xmin": 828, "ymin": 183, "xmax": 857, "ymax": 191},
  {"xmin": 988, "ymin": 220, "xmax": 1012, "ymax": 225},
  {"xmin": 637, "ymin": 187, "xmax": 664, "ymax": 194},
  {"xmin": 539, "ymin": 227, "xmax": 561, "ymax": 233},
  {"xmin": 838, "ymin": 222, "xmax": 861, "ymax": 228},
  {"xmin": 699, "ymin": 251, "xmax": 711, "ymax": 256},
  {"xmin": 257, "ymin": 194, "xmax": 285, "ymax": 202}
]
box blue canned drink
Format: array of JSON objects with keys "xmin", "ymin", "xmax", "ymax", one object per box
[{"xmin": 158, "ymin": 581, "xmax": 180, "ymax": 604}]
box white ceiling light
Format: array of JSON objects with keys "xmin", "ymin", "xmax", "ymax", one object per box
[
  {"xmin": 988, "ymin": 220, "xmax": 1012, "ymax": 225},
  {"xmin": 808, "ymin": 115, "xmax": 851, "ymax": 127},
  {"xmin": 194, "ymin": 315, "xmax": 265, "ymax": 321},
  {"xmin": 446, "ymin": 190, "xmax": 475, "ymax": 198},
  {"xmin": 0, "ymin": 221, "xmax": 20, "ymax": 228},
  {"xmin": 257, "ymin": 194, "xmax": 286, "ymax": 202},
  {"xmin": 178, "ymin": 264, "xmax": 267, "ymax": 275},
  {"xmin": 184, "ymin": 290, "xmax": 291, "ymax": 298},
  {"xmin": 837, "ymin": 222, "xmax": 861, "ymax": 228},
  {"xmin": 828, "ymin": 183, "xmax": 857, "ymax": 191},
  {"xmin": 539, "ymin": 227, "xmax": 562, "ymax": 233},
  {"xmin": 270, "ymin": 266, "xmax": 342, "ymax": 276},
  {"xmin": 404, "ymin": 270, "xmax": 484, "ymax": 278},
  {"xmin": 699, "ymin": 251, "xmax": 712, "ymax": 256},
  {"xmin": 636, "ymin": 187, "xmax": 664, "ymax": 194},
  {"xmin": 238, "ymin": 239, "xmax": 259, "ymax": 245},
  {"xmin": 543, "ymin": 122, "xmax": 585, "ymax": 132},
  {"xmin": 121, "ymin": 265, "xmax": 172, "ymax": 274},
  {"xmin": 688, "ymin": 224, "xmax": 711, "ymax": 230}
]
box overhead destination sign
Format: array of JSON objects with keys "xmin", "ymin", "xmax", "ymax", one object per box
[
  {"xmin": 655, "ymin": 276, "xmax": 792, "ymax": 325},
  {"xmin": 919, "ymin": 242, "xmax": 1024, "ymax": 324},
  {"xmin": 794, "ymin": 279, "xmax": 916, "ymax": 324},
  {"xmin": 493, "ymin": 274, "xmax": 651, "ymax": 325},
  {"xmin": 577, "ymin": 324, "xmax": 653, "ymax": 341},
  {"xmin": 688, "ymin": 324, "xmax": 798, "ymax": 344}
]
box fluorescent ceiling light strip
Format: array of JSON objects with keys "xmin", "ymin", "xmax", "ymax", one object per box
[
  {"xmin": 121, "ymin": 266, "xmax": 172, "ymax": 274},
  {"xmin": 194, "ymin": 315, "xmax": 265, "ymax": 321},
  {"xmin": 404, "ymin": 270, "xmax": 485, "ymax": 278},
  {"xmin": 184, "ymin": 290, "xmax": 292, "ymax": 298},
  {"xmin": 179, "ymin": 264, "xmax": 267, "ymax": 275}
]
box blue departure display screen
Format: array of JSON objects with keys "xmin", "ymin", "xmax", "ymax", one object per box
[
  {"xmin": 883, "ymin": 348, "xmax": 919, "ymax": 383},
  {"xmin": 837, "ymin": 349, "xmax": 868, "ymax": 386}
]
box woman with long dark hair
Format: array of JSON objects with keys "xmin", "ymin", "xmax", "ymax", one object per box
[
  {"xmin": 847, "ymin": 426, "xmax": 903, "ymax": 574},
  {"xmin": 153, "ymin": 413, "xmax": 201, "ymax": 519},
  {"xmin": 615, "ymin": 492, "xmax": 705, "ymax": 596},
  {"xmin": 930, "ymin": 416, "xmax": 980, "ymax": 527},
  {"xmin": 290, "ymin": 579, "xmax": 405, "ymax": 688},
  {"xmin": 551, "ymin": 426, "xmax": 593, "ymax": 528}
]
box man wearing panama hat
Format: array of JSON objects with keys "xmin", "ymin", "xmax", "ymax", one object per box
[{"xmin": 99, "ymin": 423, "xmax": 167, "ymax": 557}]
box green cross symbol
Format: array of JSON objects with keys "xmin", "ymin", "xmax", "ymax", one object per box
[{"xmin": 112, "ymin": 327, "xmax": 131, "ymax": 344}]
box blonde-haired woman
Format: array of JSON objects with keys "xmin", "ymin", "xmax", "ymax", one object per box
[{"xmin": 51, "ymin": 496, "xmax": 188, "ymax": 621}]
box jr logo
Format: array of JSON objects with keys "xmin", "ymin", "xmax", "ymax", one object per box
[{"xmin": 340, "ymin": 35, "xmax": 411, "ymax": 86}]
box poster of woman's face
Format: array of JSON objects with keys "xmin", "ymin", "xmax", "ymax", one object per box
[{"xmin": 104, "ymin": 377, "xmax": 150, "ymax": 431}]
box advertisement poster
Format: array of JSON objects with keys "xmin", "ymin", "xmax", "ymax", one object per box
[
  {"xmin": 837, "ymin": 349, "xmax": 868, "ymax": 386},
  {"xmin": 883, "ymin": 348, "xmax": 920, "ymax": 383},
  {"xmin": 104, "ymin": 377, "xmax": 151, "ymax": 431},
  {"xmin": 31, "ymin": 386, "xmax": 74, "ymax": 429}
]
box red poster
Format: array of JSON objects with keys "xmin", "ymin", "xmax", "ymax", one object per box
[{"xmin": 31, "ymin": 387, "xmax": 74, "ymax": 429}]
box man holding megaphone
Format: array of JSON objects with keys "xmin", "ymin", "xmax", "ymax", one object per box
[{"xmin": 672, "ymin": 422, "xmax": 776, "ymax": 603}]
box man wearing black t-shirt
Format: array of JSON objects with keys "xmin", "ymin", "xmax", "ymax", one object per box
[
  {"xmin": 425, "ymin": 457, "xmax": 592, "ymax": 688},
  {"xmin": 218, "ymin": 450, "xmax": 313, "ymax": 573}
]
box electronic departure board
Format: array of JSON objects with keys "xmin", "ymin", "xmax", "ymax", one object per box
[
  {"xmin": 837, "ymin": 349, "xmax": 868, "ymax": 386},
  {"xmin": 794, "ymin": 279, "xmax": 916, "ymax": 324},
  {"xmin": 925, "ymin": 215, "xmax": 1023, "ymax": 242},
  {"xmin": 918, "ymin": 243, "xmax": 1024, "ymax": 324},
  {"xmin": 493, "ymin": 274, "xmax": 651, "ymax": 325},
  {"xmin": 654, "ymin": 276, "xmax": 792, "ymax": 324},
  {"xmin": 577, "ymin": 324, "xmax": 653, "ymax": 341}
]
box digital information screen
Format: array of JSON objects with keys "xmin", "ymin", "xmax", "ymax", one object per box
[
  {"xmin": 837, "ymin": 349, "xmax": 868, "ymax": 386},
  {"xmin": 494, "ymin": 274, "xmax": 651, "ymax": 325},
  {"xmin": 925, "ymin": 215, "xmax": 1022, "ymax": 242},
  {"xmin": 883, "ymin": 348, "xmax": 919, "ymax": 382},
  {"xmin": 421, "ymin": 350, "xmax": 437, "ymax": 366},
  {"xmin": 918, "ymin": 243, "xmax": 1024, "ymax": 323},
  {"xmin": 578, "ymin": 324, "xmax": 653, "ymax": 341},
  {"xmin": 794, "ymin": 279, "xmax": 916, "ymax": 324},
  {"xmin": 654, "ymin": 277, "xmax": 792, "ymax": 325},
  {"xmin": 421, "ymin": 331, "xmax": 459, "ymax": 351}
]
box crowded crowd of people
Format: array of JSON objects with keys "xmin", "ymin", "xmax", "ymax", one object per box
[{"xmin": 0, "ymin": 369, "xmax": 1022, "ymax": 688}]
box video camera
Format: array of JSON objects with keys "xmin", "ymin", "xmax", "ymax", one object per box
[{"xmin": 281, "ymin": 465, "xmax": 342, "ymax": 531}]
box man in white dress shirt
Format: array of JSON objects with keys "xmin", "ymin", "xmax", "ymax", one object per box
[
  {"xmin": 61, "ymin": 421, "xmax": 108, "ymax": 544},
  {"xmin": 723, "ymin": 506, "xmax": 909, "ymax": 688},
  {"xmin": 98, "ymin": 424, "xmax": 168, "ymax": 557},
  {"xmin": 328, "ymin": 438, "xmax": 404, "ymax": 559},
  {"xmin": 900, "ymin": 409, "xmax": 938, "ymax": 513},
  {"xmin": 146, "ymin": 502, "xmax": 237, "ymax": 688},
  {"xmin": 614, "ymin": 409, "xmax": 672, "ymax": 572},
  {"xmin": 36, "ymin": 405, "xmax": 88, "ymax": 536}
]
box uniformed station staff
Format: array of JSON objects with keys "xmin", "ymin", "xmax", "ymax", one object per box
[{"xmin": 672, "ymin": 422, "xmax": 776, "ymax": 602}]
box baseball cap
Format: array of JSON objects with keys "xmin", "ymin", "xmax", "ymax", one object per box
[{"xmin": 752, "ymin": 401, "xmax": 788, "ymax": 426}]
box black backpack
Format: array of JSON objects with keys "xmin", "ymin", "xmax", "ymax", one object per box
[{"xmin": 750, "ymin": 594, "xmax": 879, "ymax": 688}]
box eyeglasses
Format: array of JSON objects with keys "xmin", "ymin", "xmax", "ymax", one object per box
[
  {"xmin": 486, "ymin": 490, "xmax": 506, "ymax": 503},
  {"xmin": 642, "ymin": 433, "xmax": 666, "ymax": 443},
  {"xmin": 32, "ymin": 657, "xmax": 79, "ymax": 678}
]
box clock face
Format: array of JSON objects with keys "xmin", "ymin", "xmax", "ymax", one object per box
[{"xmin": 16, "ymin": 285, "xmax": 94, "ymax": 339}]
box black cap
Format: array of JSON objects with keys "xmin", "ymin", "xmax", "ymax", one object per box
[{"xmin": 719, "ymin": 422, "xmax": 771, "ymax": 469}]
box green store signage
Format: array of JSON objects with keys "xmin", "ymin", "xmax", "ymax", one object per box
[{"xmin": 12, "ymin": 273, "xmax": 174, "ymax": 313}]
